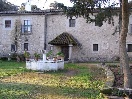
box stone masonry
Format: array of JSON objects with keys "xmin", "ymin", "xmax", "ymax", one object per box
[{"xmin": 0, "ymin": 10, "xmax": 132, "ymax": 62}]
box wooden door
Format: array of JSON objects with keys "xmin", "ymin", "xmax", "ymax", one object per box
[{"xmin": 61, "ymin": 46, "xmax": 69, "ymax": 61}]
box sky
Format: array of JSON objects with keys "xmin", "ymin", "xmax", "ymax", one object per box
[
  {"xmin": 7, "ymin": 0, "xmax": 121, "ymax": 9},
  {"xmin": 6, "ymin": 0, "xmax": 126, "ymax": 10},
  {"xmin": 7, "ymin": 0, "xmax": 73, "ymax": 9}
]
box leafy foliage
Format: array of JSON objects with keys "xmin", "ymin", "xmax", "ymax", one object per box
[
  {"xmin": 58, "ymin": 0, "xmax": 118, "ymax": 26},
  {"xmin": 34, "ymin": 52, "xmax": 41, "ymax": 61},
  {"xmin": 0, "ymin": 57, "xmax": 8, "ymax": 61},
  {"xmin": 23, "ymin": 51, "xmax": 30, "ymax": 58},
  {"xmin": 56, "ymin": 51, "xmax": 64, "ymax": 57},
  {"xmin": 31, "ymin": 5, "xmax": 41, "ymax": 11},
  {"xmin": 34, "ymin": 52, "xmax": 40, "ymax": 58},
  {"xmin": 46, "ymin": 50, "xmax": 52, "ymax": 57},
  {"xmin": 0, "ymin": 0, "xmax": 18, "ymax": 12}
]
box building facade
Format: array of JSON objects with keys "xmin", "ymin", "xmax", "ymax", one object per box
[{"xmin": 0, "ymin": 10, "xmax": 132, "ymax": 62}]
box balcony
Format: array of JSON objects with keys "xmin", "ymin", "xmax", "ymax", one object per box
[{"xmin": 21, "ymin": 25, "xmax": 32, "ymax": 35}]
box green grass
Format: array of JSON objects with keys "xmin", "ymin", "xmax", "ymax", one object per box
[
  {"xmin": 0, "ymin": 61, "xmax": 26, "ymax": 78},
  {"xmin": 0, "ymin": 60, "xmax": 25, "ymax": 69},
  {"xmin": 0, "ymin": 61, "xmax": 106, "ymax": 99}
]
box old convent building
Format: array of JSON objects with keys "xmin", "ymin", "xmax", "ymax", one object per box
[{"xmin": 1, "ymin": 9, "xmax": 132, "ymax": 62}]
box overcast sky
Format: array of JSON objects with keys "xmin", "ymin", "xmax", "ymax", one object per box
[
  {"xmin": 7, "ymin": 0, "xmax": 73, "ymax": 9},
  {"xmin": 7, "ymin": 0, "xmax": 127, "ymax": 10}
]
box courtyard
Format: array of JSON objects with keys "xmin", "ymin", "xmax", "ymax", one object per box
[{"xmin": 0, "ymin": 61, "xmax": 106, "ymax": 99}]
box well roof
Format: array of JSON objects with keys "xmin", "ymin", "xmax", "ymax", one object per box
[{"xmin": 48, "ymin": 32, "xmax": 78, "ymax": 45}]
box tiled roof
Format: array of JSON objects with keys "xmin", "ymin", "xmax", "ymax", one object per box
[
  {"xmin": 48, "ymin": 32, "xmax": 78, "ymax": 45},
  {"xmin": 0, "ymin": 9, "xmax": 63, "ymax": 15}
]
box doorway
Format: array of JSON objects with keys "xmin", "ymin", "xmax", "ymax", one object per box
[{"xmin": 61, "ymin": 46, "xmax": 69, "ymax": 61}]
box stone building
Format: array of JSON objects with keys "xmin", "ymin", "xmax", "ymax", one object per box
[{"xmin": 0, "ymin": 10, "xmax": 132, "ymax": 62}]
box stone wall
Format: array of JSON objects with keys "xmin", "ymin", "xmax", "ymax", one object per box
[
  {"xmin": 46, "ymin": 15, "xmax": 120, "ymax": 62},
  {"xmin": 0, "ymin": 14, "xmax": 45, "ymax": 57},
  {"xmin": 1, "ymin": 11, "xmax": 132, "ymax": 62}
]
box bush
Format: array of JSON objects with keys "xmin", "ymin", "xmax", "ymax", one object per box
[
  {"xmin": 101, "ymin": 88, "xmax": 127, "ymax": 97},
  {"xmin": 18, "ymin": 54, "xmax": 25, "ymax": 61},
  {"xmin": 46, "ymin": 50, "xmax": 52, "ymax": 57},
  {"xmin": 10, "ymin": 53, "xmax": 17, "ymax": 60},
  {"xmin": 10, "ymin": 53, "xmax": 25, "ymax": 62},
  {"xmin": 34, "ymin": 52, "xmax": 40, "ymax": 61},
  {"xmin": 0, "ymin": 57, "xmax": 8, "ymax": 61},
  {"xmin": 24, "ymin": 51, "xmax": 30, "ymax": 58},
  {"xmin": 112, "ymin": 56, "xmax": 120, "ymax": 61}
]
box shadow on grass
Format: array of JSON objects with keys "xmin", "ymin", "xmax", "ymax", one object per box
[{"xmin": 0, "ymin": 81, "xmax": 102, "ymax": 99}]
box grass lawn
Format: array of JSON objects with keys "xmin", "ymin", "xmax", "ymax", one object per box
[
  {"xmin": 0, "ymin": 61, "xmax": 107, "ymax": 99},
  {"xmin": 0, "ymin": 60, "xmax": 26, "ymax": 78}
]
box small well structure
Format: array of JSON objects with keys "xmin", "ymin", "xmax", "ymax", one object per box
[{"xmin": 26, "ymin": 53, "xmax": 64, "ymax": 71}]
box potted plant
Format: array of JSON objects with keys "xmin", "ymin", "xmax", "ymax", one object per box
[
  {"xmin": 34, "ymin": 52, "xmax": 40, "ymax": 61},
  {"xmin": 24, "ymin": 51, "xmax": 30, "ymax": 61},
  {"xmin": 60, "ymin": 53, "xmax": 64, "ymax": 60},
  {"xmin": 56, "ymin": 51, "xmax": 62, "ymax": 60},
  {"xmin": 56, "ymin": 52, "xmax": 64, "ymax": 60},
  {"xmin": 46, "ymin": 50, "xmax": 52, "ymax": 60},
  {"xmin": 53, "ymin": 56, "xmax": 57, "ymax": 61}
]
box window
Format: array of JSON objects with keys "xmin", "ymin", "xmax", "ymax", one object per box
[
  {"xmin": 11, "ymin": 44, "xmax": 16, "ymax": 52},
  {"xmin": 93, "ymin": 44, "xmax": 98, "ymax": 51},
  {"xmin": 5, "ymin": 20, "xmax": 11, "ymax": 28},
  {"xmin": 129, "ymin": 24, "xmax": 132, "ymax": 34},
  {"xmin": 127, "ymin": 44, "xmax": 132, "ymax": 52},
  {"xmin": 24, "ymin": 43, "xmax": 28, "ymax": 51},
  {"xmin": 69, "ymin": 19, "xmax": 75, "ymax": 27},
  {"xmin": 24, "ymin": 20, "xmax": 30, "ymax": 26},
  {"xmin": 22, "ymin": 20, "xmax": 32, "ymax": 34}
]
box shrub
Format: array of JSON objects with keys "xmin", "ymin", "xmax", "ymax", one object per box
[
  {"xmin": 34, "ymin": 52, "xmax": 40, "ymax": 61},
  {"xmin": 18, "ymin": 54, "xmax": 25, "ymax": 61},
  {"xmin": 101, "ymin": 88, "xmax": 127, "ymax": 97},
  {"xmin": 46, "ymin": 50, "xmax": 52, "ymax": 57},
  {"xmin": 34, "ymin": 53, "xmax": 40, "ymax": 58},
  {"xmin": 56, "ymin": 52, "xmax": 64, "ymax": 56},
  {"xmin": 24, "ymin": 51, "xmax": 30, "ymax": 58},
  {"xmin": 112, "ymin": 56, "xmax": 120, "ymax": 61},
  {"xmin": 0, "ymin": 57, "xmax": 8, "ymax": 61},
  {"xmin": 10, "ymin": 53, "xmax": 17, "ymax": 60}
]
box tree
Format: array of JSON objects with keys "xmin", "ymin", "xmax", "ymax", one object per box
[
  {"xmin": 119, "ymin": 0, "xmax": 132, "ymax": 88},
  {"xmin": 0, "ymin": 0, "xmax": 18, "ymax": 12},
  {"xmin": 19, "ymin": 3, "xmax": 25, "ymax": 11},
  {"xmin": 19, "ymin": 3, "xmax": 41, "ymax": 11},
  {"xmin": 58, "ymin": 0, "xmax": 132, "ymax": 88},
  {"xmin": 31, "ymin": 5, "xmax": 41, "ymax": 11},
  {"xmin": 49, "ymin": 1, "xmax": 58, "ymax": 9}
]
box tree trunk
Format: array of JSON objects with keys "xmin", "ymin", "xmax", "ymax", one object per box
[{"xmin": 119, "ymin": 0, "xmax": 132, "ymax": 88}]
